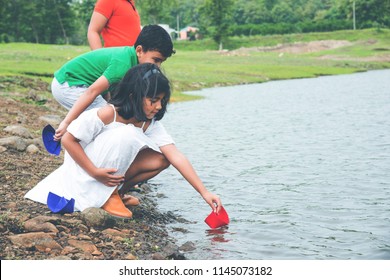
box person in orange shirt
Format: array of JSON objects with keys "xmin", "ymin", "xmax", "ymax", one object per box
[{"xmin": 88, "ymin": 0, "xmax": 141, "ymax": 50}]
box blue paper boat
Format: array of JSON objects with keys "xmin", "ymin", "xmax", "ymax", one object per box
[
  {"xmin": 42, "ymin": 124, "xmax": 61, "ymax": 156},
  {"xmin": 47, "ymin": 192, "xmax": 75, "ymax": 214}
]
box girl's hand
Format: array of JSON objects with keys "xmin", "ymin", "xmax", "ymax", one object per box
[
  {"xmin": 92, "ymin": 168, "xmax": 125, "ymax": 187},
  {"xmin": 54, "ymin": 120, "xmax": 70, "ymax": 141},
  {"xmin": 202, "ymin": 191, "xmax": 222, "ymax": 214}
]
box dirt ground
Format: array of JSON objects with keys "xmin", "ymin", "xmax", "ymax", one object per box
[
  {"xmin": 224, "ymin": 39, "xmax": 390, "ymax": 62},
  {"xmin": 238, "ymin": 40, "xmax": 353, "ymax": 53}
]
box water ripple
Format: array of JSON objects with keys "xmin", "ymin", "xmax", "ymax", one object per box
[{"xmin": 155, "ymin": 70, "xmax": 390, "ymax": 260}]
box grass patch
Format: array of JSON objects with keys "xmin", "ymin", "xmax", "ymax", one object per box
[{"xmin": 1, "ymin": 28, "xmax": 389, "ymax": 102}]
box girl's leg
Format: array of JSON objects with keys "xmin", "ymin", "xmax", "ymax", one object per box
[{"xmin": 119, "ymin": 148, "xmax": 170, "ymax": 195}]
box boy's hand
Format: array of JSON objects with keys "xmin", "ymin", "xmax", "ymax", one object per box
[
  {"xmin": 54, "ymin": 120, "xmax": 70, "ymax": 141},
  {"xmin": 93, "ymin": 168, "xmax": 125, "ymax": 187}
]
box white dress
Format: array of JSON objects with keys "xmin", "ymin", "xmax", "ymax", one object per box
[{"xmin": 25, "ymin": 106, "xmax": 174, "ymax": 211}]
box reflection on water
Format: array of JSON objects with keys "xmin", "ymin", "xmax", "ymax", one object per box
[
  {"xmin": 206, "ymin": 227, "xmax": 231, "ymax": 243},
  {"xmin": 204, "ymin": 227, "xmax": 233, "ymax": 259},
  {"xmin": 153, "ymin": 70, "xmax": 390, "ymax": 259}
]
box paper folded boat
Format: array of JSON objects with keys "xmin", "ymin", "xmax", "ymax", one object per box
[
  {"xmin": 204, "ymin": 206, "xmax": 230, "ymax": 229},
  {"xmin": 42, "ymin": 124, "xmax": 61, "ymax": 156},
  {"xmin": 47, "ymin": 192, "xmax": 75, "ymax": 214}
]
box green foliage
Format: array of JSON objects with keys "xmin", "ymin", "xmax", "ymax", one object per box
[
  {"xmin": 199, "ymin": 0, "xmax": 234, "ymax": 49},
  {"xmin": 0, "ymin": 0, "xmax": 389, "ymax": 44},
  {"xmin": 137, "ymin": 0, "xmax": 176, "ymax": 24},
  {"xmin": 230, "ymin": 19, "xmax": 352, "ymax": 37},
  {"xmin": 71, "ymin": 0, "xmax": 96, "ymax": 45},
  {"xmin": 0, "ymin": 0, "xmax": 77, "ymax": 44}
]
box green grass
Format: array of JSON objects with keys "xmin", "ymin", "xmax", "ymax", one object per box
[
  {"xmin": 1, "ymin": 28, "xmax": 389, "ymax": 102},
  {"xmin": 0, "ymin": 43, "xmax": 88, "ymax": 82}
]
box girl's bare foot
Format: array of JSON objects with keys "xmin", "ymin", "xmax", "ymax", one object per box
[{"xmin": 121, "ymin": 194, "xmax": 140, "ymax": 207}]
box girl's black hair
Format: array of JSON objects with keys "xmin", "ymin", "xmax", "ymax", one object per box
[{"xmin": 109, "ymin": 63, "xmax": 171, "ymax": 121}]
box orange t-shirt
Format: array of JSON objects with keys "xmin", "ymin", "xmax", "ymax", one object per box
[{"xmin": 94, "ymin": 0, "xmax": 141, "ymax": 47}]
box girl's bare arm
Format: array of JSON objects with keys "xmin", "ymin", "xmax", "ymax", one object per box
[
  {"xmin": 160, "ymin": 144, "xmax": 222, "ymax": 213},
  {"xmin": 55, "ymin": 76, "xmax": 110, "ymax": 140},
  {"xmin": 62, "ymin": 131, "xmax": 124, "ymax": 187}
]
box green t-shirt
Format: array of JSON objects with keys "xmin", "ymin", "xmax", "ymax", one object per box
[{"xmin": 54, "ymin": 46, "xmax": 138, "ymax": 87}]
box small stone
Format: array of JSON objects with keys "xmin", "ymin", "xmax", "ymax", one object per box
[
  {"xmin": 26, "ymin": 144, "xmax": 39, "ymax": 154},
  {"xmin": 151, "ymin": 253, "xmax": 165, "ymax": 260},
  {"xmin": 61, "ymin": 246, "xmax": 77, "ymax": 255},
  {"xmin": 124, "ymin": 253, "xmax": 137, "ymax": 260},
  {"xmin": 78, "ymin": 234, "xmax": 92, "ymax": 241},
  {"xmin": 179, "ymin": 241, "xmax": 196, "ymax": 252},
  {"xmin": 91, "ymin": 250, "xmax": 103, "ymax": 256},
  {"xmin": 67, "ymin": 239, "xmax": 98, "ymax": 254}
]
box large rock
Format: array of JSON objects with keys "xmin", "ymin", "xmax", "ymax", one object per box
[
  {"xmin": 8, "ymin": 232, "xmax": 63, "ymax": 252},
  {"xmin": 24, "ymin": 215, "xmax": 59, "ymax": 233},
  {"xmin": 39, "ymin": 115, "xmax": 62, "ymax": 127},
  {"xmin": 67, "ymin": 239, "xmax": 98, "ymax": 254},
  {"xmin": 81, "ymin": 207, "xmax": 117, "ymax": 228},
  {"xmin": 3, "ymin": 125, "xmax": 33, "ymax": 138},
  {"xmin": 0, "ymin": 136, "xmax": 27, "ymax": 151}
]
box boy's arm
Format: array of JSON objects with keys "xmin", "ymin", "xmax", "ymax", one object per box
[
  {"xmin": 62, "ymin": 131, "xmax": 124, "ymax": 187},
  {"xmin": 55, "ymin": 75, "xmax": 110, "ymax": 140},
  {"xmin": 160, "ymin": 144, "xmax": 222, "ymax": 213}
]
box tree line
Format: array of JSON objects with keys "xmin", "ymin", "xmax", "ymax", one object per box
[{"xmin": 0, "ymin": 0, "xmax": 389, "ymax": 47}]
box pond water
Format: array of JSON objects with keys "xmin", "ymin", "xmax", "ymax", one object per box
[{"xmin": 152, "ymin": 69, "xmax": 390, "ymax": 260}]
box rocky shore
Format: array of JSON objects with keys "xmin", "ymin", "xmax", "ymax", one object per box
[{"xmin": 0, "ymin": 88, "xmax": 192, "ymax": 260}]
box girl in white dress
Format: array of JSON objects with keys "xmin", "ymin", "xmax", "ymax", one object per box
[{"xmin": 25, "ymin": 63, "xmax": 222, "ymax": 218}]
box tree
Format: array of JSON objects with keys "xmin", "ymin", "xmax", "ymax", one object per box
[
  {"xmin": 71, "ymin": 0, "xmax": 96, "ymax": 45},
  {"xmin": 271, "ymin": 1, "xmax": 299, "ymax": 24},
  {"xmin": 0, "ymin": 0, "xmax": 76, "ymax": 44},
  {"xmin": 234, "ymin": 0, "xmax": 272, "ymax": 25},
  {"xmin": 328, "ymin": 0, "xmax": 390, "ymax": 29},
  {"xmin": 199, "ymin": 0, "xmax": 233, "ymax": 50},
  {"xmin": 168, "ymin": 0, "xmax": 203, "ymax": 32},
  {"xmin": 354, "ymin": 0, "xmax": 390, "ymax": 28},
  {"xmin": 136, "ymin": 0, "xmax": 176, "ymax": 25}
]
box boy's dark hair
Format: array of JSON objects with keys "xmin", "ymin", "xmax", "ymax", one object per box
[
  {"xmin": 134, "ymin": 25, "xmax": 175, "ymax": 58},
  {"xmin": 110, "ymin": 63, "xmax": 171, "ymax": 121}
]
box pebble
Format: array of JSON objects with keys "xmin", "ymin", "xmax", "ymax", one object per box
[{"xmin": 26, "ymin": 144, "xmax": 39, "ymax": 154}]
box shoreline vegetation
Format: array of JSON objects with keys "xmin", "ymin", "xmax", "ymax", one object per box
[{"xmin": 1, "ymin": 28, "xmax": 390, "ymax": 260}]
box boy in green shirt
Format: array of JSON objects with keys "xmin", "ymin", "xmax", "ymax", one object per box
[{"xmin": 52, "ymin": 24, "xmax": 175, "ymax": 140}]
